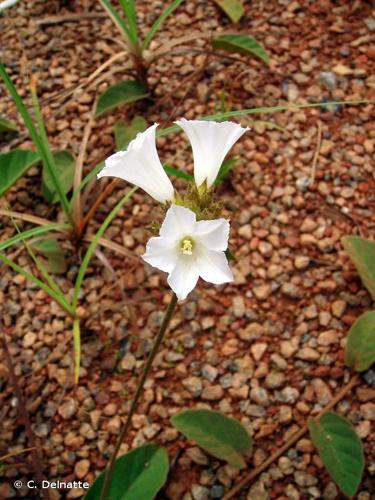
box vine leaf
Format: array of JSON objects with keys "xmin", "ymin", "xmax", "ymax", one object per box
[
  {"xmin": 84, "ymin": 444, "xmax": 169, "ymax": 500},
  {"xmin": 96, "ymin": 81, "xmax": 149, "ymax": 117},
  {"xmin": 345, "ymin": 311, "xmax": 375, "ymax": 372},
  {"xmin": 342, "ymin": 235, "xmax": 375, "ymax": 300},
  {"xmin": 212, "ymin": 34, "xmax": 270, "ymax": 64},
  {"xmin": 171, "ymin": 409, "xmax": 252, "ymax": 469},
  {"xmin": 308, "ymin": 412, "xmax": 364, "ymax": 498}
]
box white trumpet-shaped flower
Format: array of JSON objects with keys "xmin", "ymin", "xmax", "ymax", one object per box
[
  {"xmin": 142, "ymin": 204, "xmax": 233, "ymax": 301},
  {"xmin": 97, "ymin": 123, "xmax": 174, "ymax": 203},
  {"xmin": 175, "ymin": 119, "xmax": 248, "ymax": 189}
]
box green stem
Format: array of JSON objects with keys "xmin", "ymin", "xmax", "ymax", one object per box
[{"xmin": 99, "ymin": 292, "xmax": 178, "ymax": 500}]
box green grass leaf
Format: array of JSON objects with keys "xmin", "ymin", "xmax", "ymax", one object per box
[
  {"xmin": 212, "ymin": 34, "xmax": 270, "ymax": 64},
  {"xmin": 0, "ymin": 149, "xmax": 40, "ymax": 197},
  {"xmin": 212, "ymin": 0, "xmax": 244, "ymax": 23},
  {"xmin": 163, "ymin": 164, "xmax": 193, "ymax": 182},
  {"xmin": 0, "ymin": 115, "xmax": 18, "ymax": 133},
  {"xmin": 72, "ymin": 187, "xmax": 137, "ymax": 309},
  {"xmin": 171, "ymin": 409, "xmax": 252, "ymax": 468},
  {"xmin": 345, "ymin": 311, "xmax": 375, "ymax": 372},
  {"xmin": 141, "ymin": 0, "xmax": 186, "ymax": 51},
  {"xmin": 99, "ymin": 0, "xmax": 134, "ymax": 47},
  {"xmin": 342, "ymin": 235, "xmax": 375, "ymax": 301},
  {"xmin": 84, "ymin": 444, "xmax": 169, "ymax": 500},
  {"xmin": 308, "ymin": 412, "xmax": 364, "ymax": 498},
  {"xmin": 95, "ymin": 81, "xmax": 149, "ymax": 117},
  {"xmin": 42, "ymin": 150, "xmax": 75, "ymax": 204},
  {"xmin": 0, "ymin": 224, "xmax": 70, "ymax": 252},
  {"xmin": 215, "ymin": 158, "xmax": 237, "ymax": 184},
  {"xmin": 114, "ymin": 116, "xmax": 147, "ymax": 151}
]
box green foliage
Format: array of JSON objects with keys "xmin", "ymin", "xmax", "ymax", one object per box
[
  {"xmin": 345, "ymin": 311, "xmax": 375, "ymax": 372},
  {"xmin": 0, "ymin": 64, "xmax": 72, "ymax": 219},
  {"xmin": 212, "ymin": 0, "xmax": 244, "ymax": 23},
  {"xmin": 308, "ymin": 412, "xmax": 364, "ymax": 498},
  {"xmin": 114, "ymin": 116, "xmax": 147, "ymax": 151},
  {"xmin": 99, "ymin": 0, "xmax": 137, "ymax": 48},
  {"xmin": 96, "ymin": 81, "xmax": 149, "ymax": 117},
  {"xmin": 342, "ymin": 235, "xmax": 375, "ymax": 301},
  {"xmin": 171, "ymin": 409, "xmax": 252, "ymax": 468},
  {"xmin": 31, "ymin": 238, "xmax": 66, "ymax": 274},
  {"xmin": 216, "ymin": 158, "xmax": 237, "ymax": 184},
  {"xmin": 0, "ymin": 149, "xmax": 40, "ymax": 197},
  {"xmin": 0, "ymin": 115, "xmax": 18, "ymax": 133},
  {"xmin": 163, "ymin": 165, "xmax": 194, "ymax": 182},
  {"xmin": 212, "ymin": 34, "xmax": 270, "ymax": 64},
  {"xmin": 141, "ymin": 0, "xmax": 186, "ymax": 51},
  {"xmin": 84, "ymin": 444, "xmax": 169, "ymax": 500},
  {"xmin": 42, "ymin": 150, "xmax": 75, "ymax": 204}
]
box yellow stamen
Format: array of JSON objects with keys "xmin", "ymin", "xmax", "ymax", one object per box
[{"xmin": 180, "ymin": 237, "xmax": 194, "ymax": 255}]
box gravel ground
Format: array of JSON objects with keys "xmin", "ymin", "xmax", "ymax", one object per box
[{"xmin": 1, "ymin": 0, "xmax": 375, "ymax": 499}]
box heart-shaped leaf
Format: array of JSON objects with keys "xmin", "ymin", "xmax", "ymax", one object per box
[
  {"xmin": 84, "ymin": 444, "xmax": 169, "ymax": 500},
  {"xmin": 114, "ymin": 116, "xmax": 147, "ymax": 151},
  {"xmin": 42, "ymin": 150, "xmax": 75, "ymax": 204},
  {"xmin": 308, "ymin": 412, "xmax": 364, "ymax": 498},
  {"xmin": 0, "ymin": 115, "xmax": 18, "ymax": 133},
  {"xmin": 212, "ymin": 34, "xmax": 270, "ymax": 65},
  {"xmin": 212, "ymin": 0, "xmax": 244, "ymax": 23},
  {"xmin": 171, "ymin": 409, "xmax": 252, "ymax": 468},
  {"xmin": 0, "ymin": 149, "xmax": 40, "ymax": 197},
  {"xmin": 342, "ymin": 235, "xmax": 375, "ymax": 300},
  {"xmin": 345, "ymin": 311, "xmax": 375, "ymax": 372},
  {"xmin": 96, "ymin": 81, "xmax": 149, "ymax": 117}
]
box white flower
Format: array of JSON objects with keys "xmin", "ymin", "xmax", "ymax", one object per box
[
  {"xmin": 97, "ymin": 123, "xmax": 174, "ymax": 203},
  {"xmin": 175, "ymin": 119, "xmax": 248, "ymax": 189},
  {"xmin": 142, "ymin": 204, "xmax": 233, "ymax": 301}
]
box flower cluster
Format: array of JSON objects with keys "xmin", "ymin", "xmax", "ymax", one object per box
[{"xmin": 98, "ymin": 119, "xmax": 248, "ymax": 300}]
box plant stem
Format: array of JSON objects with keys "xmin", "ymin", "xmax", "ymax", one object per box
[{"xmin": 100, "ymin": 292, "xmax": 178, "ymax": 500}]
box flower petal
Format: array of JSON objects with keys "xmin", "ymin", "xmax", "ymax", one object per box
[
  {"xmin": 142, "ymin": 236, "xmax": 178, "ymax": 273},
  {"xmin": 195, "ymin": 218, "xmax": 230, "ymax": 251},
  {"xmin": 195, "ymin": 248, "xmax": 233, "ymax": 285},
  {"xmin": 175, "ymin": 119, "xmax": 248, "ymax": 188},
  {"xmin": 167, "ymin": 258, "xmax": 199, "ymax": 301},
  {"xmin": 159, "ymin": 204, "xmax": 197, "ymax": 239},
  {"xmin": 98, "ymin": 123, "xmax": 175, "ymax": 203}
]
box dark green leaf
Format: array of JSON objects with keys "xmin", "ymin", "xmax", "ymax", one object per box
[
  {"xmin": 212, "ymin": 0, "xmax": 244, "ymax": 23},
  {"xmin": 342, "ymin": 235, "xmax": 375, "ymax": 301},
  {"xmin": 308, "ymin": 412, "xmax": 364, "ymax": 497},
  {"xmin": 225, "ymin": 247, "xmax": 236, "ymax": 262},
  {"xmin": 84, "ymin": 444, "xmax": 169, "ymax": 500},
  {"xmin": 0, "ymin": 115, "xmax": 18, "ymax": 133},
  {"xmin": 345, "ymin": 311, "xmax": 375, "ymax": 372},
  {"xmin": 163, "ymin": 164, "xmax": 193, "ymax": 182},
  {"xmin": 212, "ymin": 34, "xmax": 270, "ymax": 65},
  {"xmin": 31, "ymin": 238, "xmax": 67, "ymax": 274},
  {"xmin": 0, "ymin": 149, "xmax": 40, "ymax": 197},
  {"xmin": 171, "ymin": 409, "xmax": 252, "ymax": 468},
  {"xmin": 114, "ymin": 116, "xmax": 147, "ymax": 151},
  {"xmin": 95, "ymin": 81, "xmax": 149, "ymax": 117},
  {"xmin": 215, "ymin": 158, "xmax": 237, "ymax": 184},
  {"xmin": 42, "ymin": 150, "xmax": 75, "ymax": 204}
]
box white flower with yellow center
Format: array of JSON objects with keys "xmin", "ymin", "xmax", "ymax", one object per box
[{"xmin": 142, "ymin": 204, "xmax": 233, "ymax": 301}]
